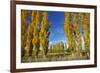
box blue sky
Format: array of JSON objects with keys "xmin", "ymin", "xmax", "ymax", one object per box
[{"xmin": 48, "ymin": 11, "xmax": 67, "ymax": 44}]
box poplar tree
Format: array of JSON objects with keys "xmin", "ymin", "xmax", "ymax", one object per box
[
  {"xmin": 84, "ymin": 13, "xmax": 90, "ymax": 58},
  {"xmin": 21, "ymin": 10, "xmax": 29, "ymax": 57},
  {"xmin": 32, "ymin": 11, "xmax": 41, "ymax": 57},
  {"xmin": 72, "ymin": 13, "xmax": 82, "ymax": 55},
  {"xmin": 78, "ymin": 13, "xmax": 90, "ymax": 58},
  {"xmin": 24, "ymin": 11, "xmax": 36, "ymax": 56},
  {"xmin": 39, "ymin": 11, "xmax": 50, "ymax": 57},
  {"xmin": 64, "ymin": 12, "xmax": 73, "ymax": 53}
]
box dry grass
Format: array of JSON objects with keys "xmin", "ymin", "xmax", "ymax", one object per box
[{"xmin": 21, "ymin": 52, "xmax": 89, "ymax": 63}]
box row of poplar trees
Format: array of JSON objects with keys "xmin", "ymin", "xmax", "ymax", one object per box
[
  {"xmin": 21, "ymin": 10, "xmax": 90, "ymax": 58},
  {"xmin": 64, "ymin": 12, "xmax": 90, "ymax": 58},
  {"xmin": 21, "ymin": 10, "xmax": 50, "ymax": 57}
]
